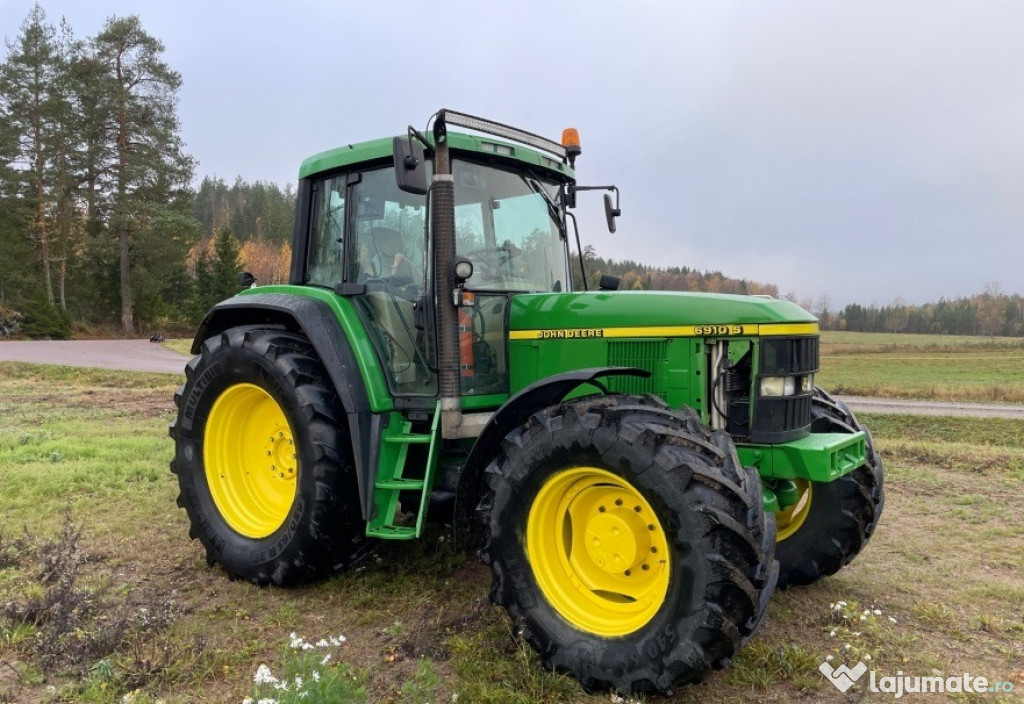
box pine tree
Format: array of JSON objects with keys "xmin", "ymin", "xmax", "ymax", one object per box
[
  {"xmin": 86, "ymin": 15, "xmax": 194, "ymax": 333},
  {"xmin": 0, "ymin": 4, "xmax": 67, "ymax": 305}
]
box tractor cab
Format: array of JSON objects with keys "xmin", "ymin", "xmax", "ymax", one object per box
[{"xmin": 293, "ymin": 114, "xmax": 581, "ymax": 405}]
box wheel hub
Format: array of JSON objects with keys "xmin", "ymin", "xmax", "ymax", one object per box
[{"xmin": 584, "ymin": 508, "xmax": 651, "ymax": 574}]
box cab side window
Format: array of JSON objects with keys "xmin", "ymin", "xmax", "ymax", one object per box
[{"xmin": 307, "ymin": 175, "xmax": 347, "ymax": 287}]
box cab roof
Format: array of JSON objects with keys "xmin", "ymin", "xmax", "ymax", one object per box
[{"xmin": 298, "ymin": 131, "xmax": 575, "ymax": 181}]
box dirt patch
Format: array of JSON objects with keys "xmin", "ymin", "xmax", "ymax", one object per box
[{"xmin": 17, "ymin": 388, "xmax": 174, "ymax": 417}]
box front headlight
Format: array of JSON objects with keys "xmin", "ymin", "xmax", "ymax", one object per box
[
  {"xmin": 759, "ymin": 375, "xmax": 813, "ymax": 397},
  {"xmin": 760, "ymin": 376, "xmax": 793, "ymax": 397}
]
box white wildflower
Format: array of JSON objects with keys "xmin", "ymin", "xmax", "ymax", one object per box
[
  {"xmin": 289, "ymin": 633, "xmax": 304, "ymax": 649},
  {"xmin": 257, "ymin": 699, "xmax": 278, "ymax": 704},
  {"xmin": 610, "ymin": 695, "xmax": 626, "ymax": 704},
  {"xmin": 451, "ymin": 694, "xmax": 459, "ymax": 702},
  {"xmin": 837, "ymin": 600, "xmax": 847, "ymax": 607},
  {"xmin": 829, "ymin": 629, "xmax": 837, "ymax": 637},
  {"xmin": 864, "ymin": 654, "xmax": 872, "ymax": 661},
  {"xmin": 301, "ymin": 642, "xmax": 314, "ymax": 651},
  {"xmin": 272, "ymin": 679, "xmax": 289, "ymax": 691},
  {"xmin": 888, "ymin": 616, "xmax": 898, "ymax": 624},
  {"xmin": 859, "ymin": 615, "xmax": 867, "ymax": 621},
  {"xmin": 254, "ymin": 664, "xmax": 278, "ymax": 685},
  {"xmin": 242, "ymin": 699, "xmax": 254, "ymax": 704},
  {"xmin": 862, "ymin": 609, "xmax": 870, "ymax": 616},
  {"xmin": 825, "ymin": 655, "xmax": 834, "ymax": 662},
  {"xmin": 298, "ymin": 692, "xmax": 309, "ymax": 700},
  {"xmin": 844, "ymin": 643, "xmax": 851, "ymax": 651},
  {"xmin": 316, "ymin": 639, "xmax": 330, "ymax": 648},
  {"xmin": 293, "ymin": 675, "xmax": 304, "ymax": 689},
  {"xmin": 873, "ymin": 609, "xmax": 882, "ymax": 616},
  {"xmin": 312, "ymin": 671, "xmax": 321, "ymax": 682},
  {"xmin": 321, "ymin": 653, "xmax": 332, "ymax": 666}
]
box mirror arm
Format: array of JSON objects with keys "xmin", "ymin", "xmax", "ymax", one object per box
[{"xmin": 565, "ymin": 211, "xmax": 587, "ymax": 291}]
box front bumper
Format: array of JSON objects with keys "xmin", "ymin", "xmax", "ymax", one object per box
[{"xmin": 736, "ymin": 431, "xmax": 867, "ymax": 483}]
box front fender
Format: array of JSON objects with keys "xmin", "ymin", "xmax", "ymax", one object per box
[{"xmin": 453, "ymin": 366, "xmax": 650, "ymax": 545}]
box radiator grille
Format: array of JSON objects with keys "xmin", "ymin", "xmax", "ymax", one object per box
[{"xmin": 606, "ymin": 340, "xmax": 668, "ymax": 396}]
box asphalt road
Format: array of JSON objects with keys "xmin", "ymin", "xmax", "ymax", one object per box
[
  {"xmin": 0, "ymin": 339, "xmax": 189, "ymax": 375},
  {"xmin": 2, "ymin": 339, "xmax": 1023, "ymax": 419}
]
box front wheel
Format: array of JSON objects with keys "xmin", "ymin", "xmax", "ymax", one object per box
[
  {"xmin": 170, "ymin": 327, "xmax": 363, "ymax": 585},
  {"xmin": 481, "ymin": 395, "xmax": 777, "ymax": 694},
  {"xmin": 774, "ymin": 388, "xmax": 885, "ymax": 588}
]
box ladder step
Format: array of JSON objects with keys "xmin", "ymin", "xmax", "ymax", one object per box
[
  {"xmin": 365, "ymin": 524, "xmax": 417, "ymax": 540},
  {"xmin": 384, "ymin": 434, "xmax": 432, "ymax": 445},
  {"xmin": 375, "ymin": 479, "xmax": 425, "ymax": 491}
]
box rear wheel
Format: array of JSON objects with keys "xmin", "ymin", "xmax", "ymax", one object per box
[
  {"xmin": 482, "ymin": 395, "xmax": 777, "ymax": 694},
  {"xmin": 170, "ymin": 327, "xmax": 363, "ymax": 585},
  {"xmin": 774, "ymin": 388, "xmax": 885, "ymax": 588}
]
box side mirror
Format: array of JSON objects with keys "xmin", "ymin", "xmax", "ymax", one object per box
[
  {"xmin": 603, "ymin": 193, "xmax": 621, "ymax": 233},
  {"xmin": 238, "ymin": 271, "xmax": 256, "ymax": 287},
  {"xmin": 598, "ymin": 274, "xmax": 621, "ymax": 291},
  {"xmin": 394, "ymin": 137, "xmax": 428, "ymax": 195}
]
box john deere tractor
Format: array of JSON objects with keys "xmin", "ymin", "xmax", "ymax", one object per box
[{"xmin": 170, "ymin": 110, "xmax": 884, "ymax": 693}]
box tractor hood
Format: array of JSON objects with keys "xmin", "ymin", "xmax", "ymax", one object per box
[{"xmin": 508, "ymin": 291, "xmax": 817, "ymax": 336}]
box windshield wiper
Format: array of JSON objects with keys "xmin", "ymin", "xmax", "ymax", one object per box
[{"xmin": 522, "ymin": 172, "xmax": 564, "ymax": 235}]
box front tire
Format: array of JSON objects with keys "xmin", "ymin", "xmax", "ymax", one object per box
[
  {"xmin": 170, "ymin": 327, "xmax": 363, "ymax": 585},
  {"xmin": 774, "ymin": 388, "xmax": 885, "ymax": 588},
  {"xmin": 481, "ymin": 395, "xmax": 777, "ymax": 694}
]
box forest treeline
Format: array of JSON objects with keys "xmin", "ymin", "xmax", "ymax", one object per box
[
  {"xmin": 1, "ymin": 5, "xmax": 1020, "ymax": 340},
  {"xmin": 0, "ymin": 5, "xmax": 293, "ymax": 337}
]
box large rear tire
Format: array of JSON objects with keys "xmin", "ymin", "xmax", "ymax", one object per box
[
  {"xmin": 481, "ymin": 395, "xmax": 777, "ymax": 694},
  {"xmin": 774, "ymin": 387, "xmax": 885, "ymax": 588},
  {"xmin": 170, "ymin": 327, "xmax": 363, "ymax": 585}
]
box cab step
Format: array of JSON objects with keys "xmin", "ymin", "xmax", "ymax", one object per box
[{"xmin": 365, "ymin": 402, "xmax": 441, "ymax": 541}]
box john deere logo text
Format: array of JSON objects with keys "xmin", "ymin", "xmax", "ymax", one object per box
[{"xmin": 537, "ymin": 328, "xmax": 605, "ymax": 339}]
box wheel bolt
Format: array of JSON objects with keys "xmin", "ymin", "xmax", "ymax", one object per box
[
  {"xmin": 278, "ymin": 431, "xmax": 284, "ymax": 438},
  {"xmin": 624, "ymin": 569, "xmax": 631, "ymax": 577},
  {"xmin": 647, "ymin": 524, "xmax": 655, "ymax": 531},
  {"xmin": 633, "ymin": 505, "xmax": 641, "ymax": 512},
  {"xmin": 598, "ymin": 505, "xmax": 606, "ymax": 513},
  {"xmin": 642, "ymin": 564, "xmax": 650, "ymax": 571},
  {"xmin": 615, "ymin": 498, "xmax": 623, "ymax": 506},
  {"xmin": 266, "ymin": 450, "xmax": 272, "ymax": 456},
  {"xmin": 651, "ymin": 546, "xmax": 658, "ymax": 553}
]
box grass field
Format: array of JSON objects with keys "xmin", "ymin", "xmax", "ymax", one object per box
[
  {"xmin": 815, "ymin": 331, "xmax": 1024, "ymax": 403},
  {"xmin": 1, "ymin": 362, "xmax": 1022, "ymax": 703}
]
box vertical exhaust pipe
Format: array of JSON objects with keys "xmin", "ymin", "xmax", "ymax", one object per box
[{"xmin": 431, "ymin": 115, "xmax": 462, "ymax": 438}]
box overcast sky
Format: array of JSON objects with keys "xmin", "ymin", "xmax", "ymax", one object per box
[{"xmin": 4, "ymin": 1, "xmax": 1022, "ymax": 309}]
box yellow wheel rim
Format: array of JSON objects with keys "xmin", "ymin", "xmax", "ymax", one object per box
[
  {"xmin": 204, "ymin": 383, "xmax": 297, "ymax": 539},
  {"xmin": 526, "ymin": 467, "xmax": 670, "ymax": 637},
  {"xmin": 776, "ymin": 480, "xmax": 812, "ymax": 541}
]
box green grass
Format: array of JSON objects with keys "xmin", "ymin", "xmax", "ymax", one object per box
[
  {"xmin": 162, "ymin": 339, "xmax": 193, "ymax": 357},
  {"xmin": 2, "ymin": 361, "xmax": 1023, "ymax": 703},
  {"xmin": 817, "ymin": 332, "xmax": 1024, "ymax": 402}
]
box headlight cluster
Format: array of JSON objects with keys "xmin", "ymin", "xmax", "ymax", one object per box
[{"xmin": 759, "ymin": 374, "xmax": 814, "ymax": 397}]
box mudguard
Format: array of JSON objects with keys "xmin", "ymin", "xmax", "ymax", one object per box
[
  {"xmin": 193, "ymin": 293, "xmax": 379, "ymax": 520},
  {"xmin": 453, "ymin": 366, "xmax": 650, "ymax": 544}
]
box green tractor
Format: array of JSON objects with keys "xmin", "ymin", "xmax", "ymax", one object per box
[{"xmin": 170, "ymin": 110, "xmax": 884, "ymax": 693}]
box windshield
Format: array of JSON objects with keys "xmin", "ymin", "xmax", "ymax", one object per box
[{"xmin": 453, "ymin": 159, "xmax": 568, "ymax": 292}]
